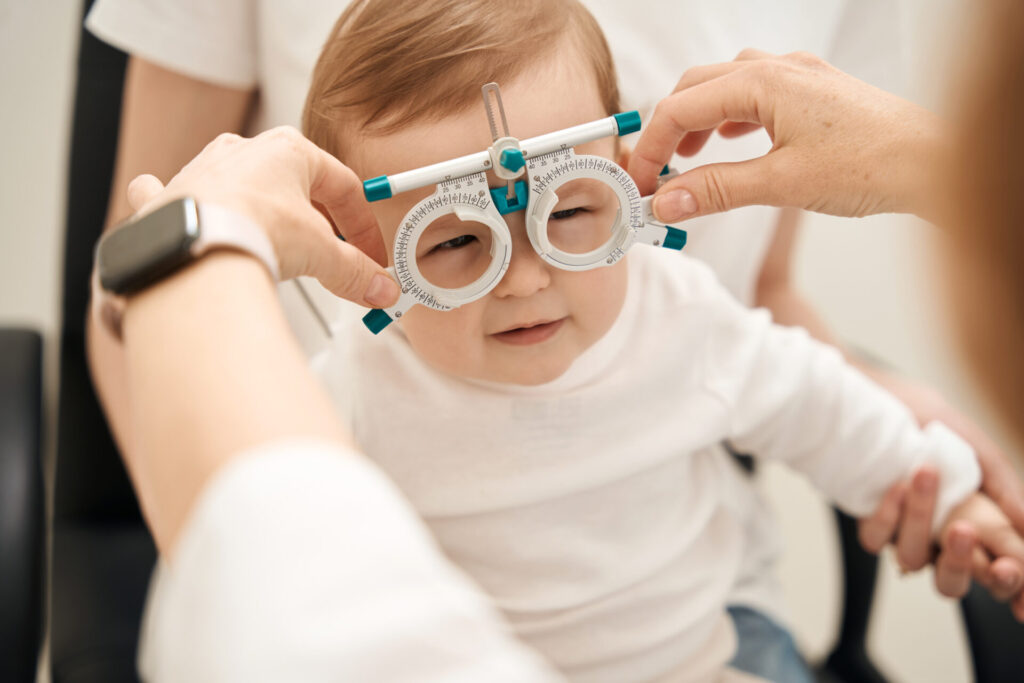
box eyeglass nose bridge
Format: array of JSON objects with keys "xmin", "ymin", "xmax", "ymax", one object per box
[{"xmin": 490, "ymin": 179, "xmax": 528, "ymax": 214}]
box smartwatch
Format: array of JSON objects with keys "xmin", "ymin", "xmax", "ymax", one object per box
[{"xmin": 93, "ymin": 197, "xmax": 280, "ymax": 338}]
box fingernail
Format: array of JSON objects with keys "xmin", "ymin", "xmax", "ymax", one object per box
[
  {"xmin": 365, "ymin": 273, "xmax": 399, "ymax": 307},
  {"xmin": 654, "ymin": 189, "xmax": 697, "ymax": 222}
]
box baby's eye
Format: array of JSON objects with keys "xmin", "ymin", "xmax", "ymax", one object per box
[
  {"xmin": 550, "ymin": 207, "xmax": 581, "ymax": 220},
  {"xmin": 430, "ymin": 234, "xmax": 477, "ymax": 252}
]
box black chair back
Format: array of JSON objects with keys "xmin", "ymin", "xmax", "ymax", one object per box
[{"xmin": 0, "ymin": 329, "xmax": 44, "ymax": 683}]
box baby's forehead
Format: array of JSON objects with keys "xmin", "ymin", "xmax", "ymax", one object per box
[{"xmin": 349, "ymin": 66, "xmax": 613, "ymax": 179}]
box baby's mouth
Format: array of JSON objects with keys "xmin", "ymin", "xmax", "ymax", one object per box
[{"xmin": 490, "ymin": 318, "xmax": 566, "ymax": 346}]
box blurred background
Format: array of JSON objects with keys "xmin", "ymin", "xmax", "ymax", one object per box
[{"xmin": 0, "ymin": 1, "xmax": 1018, "ymax": 681}]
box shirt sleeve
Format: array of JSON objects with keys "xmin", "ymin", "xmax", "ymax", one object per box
[
  {"xmin": 695, "ymin": 272, "xmax": 979, "ymax": 533},
  {"xmin": 138, "ymin": 440, "xmax": 562, "ymax": 683},
  {"xmin": 85, "ymin": 0, "xmax": 258, "ymax": 88}
]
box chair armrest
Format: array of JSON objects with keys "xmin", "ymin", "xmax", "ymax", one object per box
[{"xmin": 0, "ymin": 327, "xmax": 45, "ymax": 683}]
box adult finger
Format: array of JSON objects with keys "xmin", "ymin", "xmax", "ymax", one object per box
[
  {"xmin": 734, "ymin": 48, "xmax": 777, "ymax": 62},
  {"xmin": 718, "ymin": 121, "xmax": 763, "ymax": 139},
  {"xmin": 665, "ymin": 55, "xmax": 775, "ymax": 159},
  {"xmin": 986, "ymin": 556, "xmax": 1024, "ymax": 601},
  {"xmin": 910, "ymin": 395, "xmax": 1024, "ymax": 535},
  {"xmin": 676, "ymin": 129, "xmax": 715, "ymax": 157},
  {"xmin": 301, "ymin": 204, "xmax": 399, "ymax": 308},
  {"xmin": 300, "ymin": 135, "xmax": 388, "ymax": 266},
  {"xmin": 671, "ymin": 59, "xmax": 756, "ymax": 95},
  {"xmin": 978, "ymin": 521, "xmax": 1024, "ymax": 571},
  {"xmin": 895, "ymin": 467, "xmax": 939, "ymax": 571},
  {"xmin": 673, "ymin": 122, "xmax": 764, "ymax": 159},
  {"xmin": 650, "ymin": 155, "xmax": 780, "ymax": 223},
  {"xmin": 126, "ymin": 174, "xmax": 166, "ymax": 214},
  {"xmin": 971, "ymin": 431, "xmax": 1024, "ymax": 536},
  {"xmin": 858, "ymin": 481, "xmax": 906, "ymax": 554},
  {"xmin": 934, "ymin": 521, "xmax": 976, "ymax": 598},
  {"xmin": 629, "ymin": 71, "xmax": 766, "ymax": 194}
]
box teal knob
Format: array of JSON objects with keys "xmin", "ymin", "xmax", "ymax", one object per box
[
  {"xmin": 613, "ymin": 111, "xmax": 642, "ymax": 136},
  {"xmin": 363, "ymin": 176, "xmax": 392, "ymax": 202},
  {"xmin": 662, "ymin": 226, "xmax": 688, "ymax": 251},
  {"xmin": 362, "ymin": 308, "xmax": 394, "ymax": 334},
  {"xmin": 499, "ymin": 148, "xmax": 525, "ymax": 172}
]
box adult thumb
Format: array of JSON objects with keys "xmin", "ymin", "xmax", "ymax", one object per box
[
  {"xmin": 651, "ymin": 155, "xmax": 779, "ymax": 223},
  {"xmin": 310, "ymin": 230, "xmax": 400, "ymax": 309}
]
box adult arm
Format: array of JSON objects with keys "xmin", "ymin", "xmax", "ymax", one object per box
[
  {"xmin": 87, "ymin": 57, "xmax": 255, "ymax": 481},
  {"xmin": 98, "ymin": 132, "xmax": 560, "ymax": 681},
  {"xmin": 627, "ymin": 50, "xmax": 946, "ymax": 223},
  {"xmin": 106, "ymin": 127, "xmax": 394, "ymax": 553}
]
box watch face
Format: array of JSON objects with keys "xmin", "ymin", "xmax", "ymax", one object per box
[{"xmin": 98, "ymin": 197, "xmax": 200, "ymax": 294}]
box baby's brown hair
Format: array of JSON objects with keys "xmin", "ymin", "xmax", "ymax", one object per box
[{"xmin": 303, "ymin": 0, "xmax": 620, "ymax": 162}]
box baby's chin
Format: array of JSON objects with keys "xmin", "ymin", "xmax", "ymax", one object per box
[
  {"xmin": 496, "ymin": 359, "xmax": 574, "ymax": 386},
  {"xmin": 424, "ymin": 346, "xmax": 578, "ymax": 387}
]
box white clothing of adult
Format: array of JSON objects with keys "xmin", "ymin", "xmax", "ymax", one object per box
[
  {"xmin": 317, "ymin": 246, "xmax": 979, "ymax": 682},
  {"xmin": 86, "ymin": 0, "xmax": 908, "ymax": 641},
  {"xmin": 141, "ymin": 441, "xmax": 769, "ymax": 683}
]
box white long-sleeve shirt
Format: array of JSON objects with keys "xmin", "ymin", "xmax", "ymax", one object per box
[{"xmin": 318, "ymin": 246, "xmax": 980, "ymax": 682}]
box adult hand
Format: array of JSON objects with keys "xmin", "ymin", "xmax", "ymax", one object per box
[
  {"xmin": 874, "ymin": 370, "xmax": 1024, "ymax": 534},
  {"xmin": 856, "ymin": 371, "xmax": 1024, "ymax": 617},
  {"xmin": 860, "ymin": 466, "xmax": 1024, "ymax": 620},
  {"xmin": 628, "ymin": 50, "xmax": 945, "ymax": 223},
  {"xmin": 125, "ymin": 126, "xmax": 399, "ymax": 308}
]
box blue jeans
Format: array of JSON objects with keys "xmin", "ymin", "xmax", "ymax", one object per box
[{"xmin": 728, "ymin": 606, "xmax": 815, "ymax": 683}]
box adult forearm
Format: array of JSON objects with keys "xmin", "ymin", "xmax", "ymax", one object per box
[
  {"xmin": 121, "ymin": 252, "xmax": 348, "ymax": 553},
  {"xmin": 89, "ymin": 57, "xmax": 257, "ymax": 477}
]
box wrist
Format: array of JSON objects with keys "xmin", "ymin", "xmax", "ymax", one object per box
[
  {"xmin": 94, "ymin": 198, "xmax": 280, "ymax": 340},
  {"xmin": 889, "ymin": 107, "xmax": 949, "ymax": 220},
  {"xmin": 122, "ymin": 251, "xmax": 273, "ymax": 341}
]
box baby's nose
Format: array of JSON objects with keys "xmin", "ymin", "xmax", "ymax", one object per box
[{"xmin": 491, "ymin": 226, "xmax": 552, "ymax": 299}]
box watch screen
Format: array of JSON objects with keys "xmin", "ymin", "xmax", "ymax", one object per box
[{"xmin": 98, "ymin": 198, "xmax": 201, "ymax": 294}]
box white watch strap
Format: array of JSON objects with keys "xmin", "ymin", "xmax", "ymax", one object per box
[{"xmin": 193, "ymin": 203, "xmax": 280, "ymax": 281}]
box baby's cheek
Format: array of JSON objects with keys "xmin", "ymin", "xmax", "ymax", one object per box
[
  {"xmin": 399, "ymin": 304, "xmax": 485, "ymax": 374},
  {"xmin": 566, "ymin": 263, "xmax": 628, "ymax": 338}
]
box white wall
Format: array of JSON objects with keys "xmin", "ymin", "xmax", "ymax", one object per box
[
  {"xmin": 1, "ymin": 2, "xmax": 1013, "ymax": 682},
  {"xmin": 0, "ymin": 0, "xmax": 79, "ymax": 339}
]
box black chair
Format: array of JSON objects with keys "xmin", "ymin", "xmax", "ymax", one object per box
[
  {"xmin": 816, "ymin": 509, "xmax": 890, "ymax": 683},
  {"xmin": 48, "ymin": 2, "xmax": 156, "ymax": 681},
  {"xmin": 0, "ymin": 329, "xmax": 45, "ymax": 683}
]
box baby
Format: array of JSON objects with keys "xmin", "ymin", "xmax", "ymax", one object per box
[{"xmin": 304, "ymin": 0, "xmax": 1014, "ymax": 680}]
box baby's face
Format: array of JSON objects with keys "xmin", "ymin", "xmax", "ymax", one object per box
[{"xmin": 349, "ymin": 56, "xmax": 627, "ymax": 385}]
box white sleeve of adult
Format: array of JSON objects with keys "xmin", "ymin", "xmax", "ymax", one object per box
[
  {"xmin": 138, "ymin": 441, "xmax": 562, "ymax": 683},
  {"xmin": 86, "ymin": 0, "xmax": 258, "ymax": 88},
  {"xmin": 698, "ymin": 280, "xmax": 980, "ymax": 534}
]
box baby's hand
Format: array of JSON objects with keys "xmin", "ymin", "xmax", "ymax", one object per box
[{"xmin": 941, "ymin": 492, "xmax": 1024, "ymax": 620}]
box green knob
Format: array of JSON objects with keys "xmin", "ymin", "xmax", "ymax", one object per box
[{"xmin": 499, "ymin": 148, "xmax": 525, "ymax": 172}]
